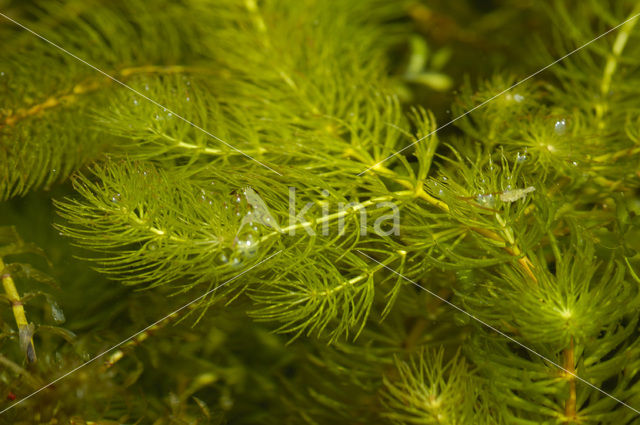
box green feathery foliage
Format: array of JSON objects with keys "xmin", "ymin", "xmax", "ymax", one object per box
[{"xmin": 1, "ymin": 0, "xmax": 640, "ymax": 424}]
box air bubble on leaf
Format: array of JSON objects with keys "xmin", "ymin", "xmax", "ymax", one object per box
[
  {"xmin": 476, "ymin": 193, "xmax": 495, "ymax": 208},
  {"xmin": 216, "ymin": 249, "xmax": 230, "ymax": 265},
  {"xmin": 554, "ymin": 118, "xmax": 567, "ymax": 135},
  {"xmin": 235, "ymin": 230, "xmax": 260, "ymax": 259},
  {"xmin": 237, "ymin": 232, "xmax": 256, "ymax": 248}
]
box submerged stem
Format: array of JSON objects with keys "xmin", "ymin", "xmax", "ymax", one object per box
[{"xmin": 1, "ymin": 258, "xmax": 36, "ymax": 363}]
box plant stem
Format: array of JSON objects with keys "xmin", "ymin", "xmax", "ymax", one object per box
[
  {"xmin": 315, "ymin": 251, "xmax": 401, "ymax": 297},
  {"xmin": 372, "ymin": 165, "xmax": 537, "ymax": 281},
  {"xmin": 1, "ymin": 65, "xmax": 208, "ymax": 128},
  {"xmin": 259, "ymin": 192, "xmax": 412, "ymax": 243},
  {"xmin": 0, "ymin": 258, "xmax": 36, "ymax": 363},
  {"xmin": 563, "ymin": 337, "xmax": 577, "ymax": 423}
]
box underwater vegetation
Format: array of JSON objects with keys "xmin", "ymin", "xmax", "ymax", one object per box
[{"xmin": 1, "ymin": 0, "xmax": 640, "ymax": 423}]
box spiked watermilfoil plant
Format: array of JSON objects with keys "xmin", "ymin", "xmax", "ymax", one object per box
[{"xmin": 1, "ymin": 0, "xmax": 640, "ymax": 424}]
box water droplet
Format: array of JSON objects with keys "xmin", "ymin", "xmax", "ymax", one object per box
[
  {"xmin": 0, "ymin": 71, "xmax": 5, "ymax": 77},
  {"xmin": 144, "ymin": 84, "xmax": 150, "ymax": 91},
  {"xmin": 154, "ymin": 114, "xmax": 161, "ymax": 120},
  {"xmin": 133, "ymin": 98, "xmax": 139, "ymax": 106},
  {"xmin": 186, "ymin": 96, "xmax": 190, "ymax": 102},
  {"xmin": 167, "ymin": 112, "xmax": 172, "ymax": 118},
  {"xmin": 514, "ymin": 94, "xmax": 524, "ymax": 102},
  {"xmin": 51, "ymin": 168, "xmax": 57, "ymax": 174},
  {"xmin": 554, "ymin": 118, "xmax": 567, "ymax": 135},
  {"xmin": 476, "ymin": 193, "xmax": 495, "ymax": 208},
  {"xmin": 237, "ymin": 232, "xmax": 256, "ymax": 248},
  {"xmin": 111, "ymin": 193, "xmax": 121, "ymax": 203},
  {"xmin": 516, "ymin": 151, "xmax": 528, "ymax": 163},
  {"xmin": 148, "ymin": 243, "xmax": 157, "ymax": 251},
  {"xmin": 217, "ymin": 250, "xmax": 230, "ymax": 265},
  {"xmin": 571, "ymin": 161, "xmax": 578, "ymax": 166}
]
